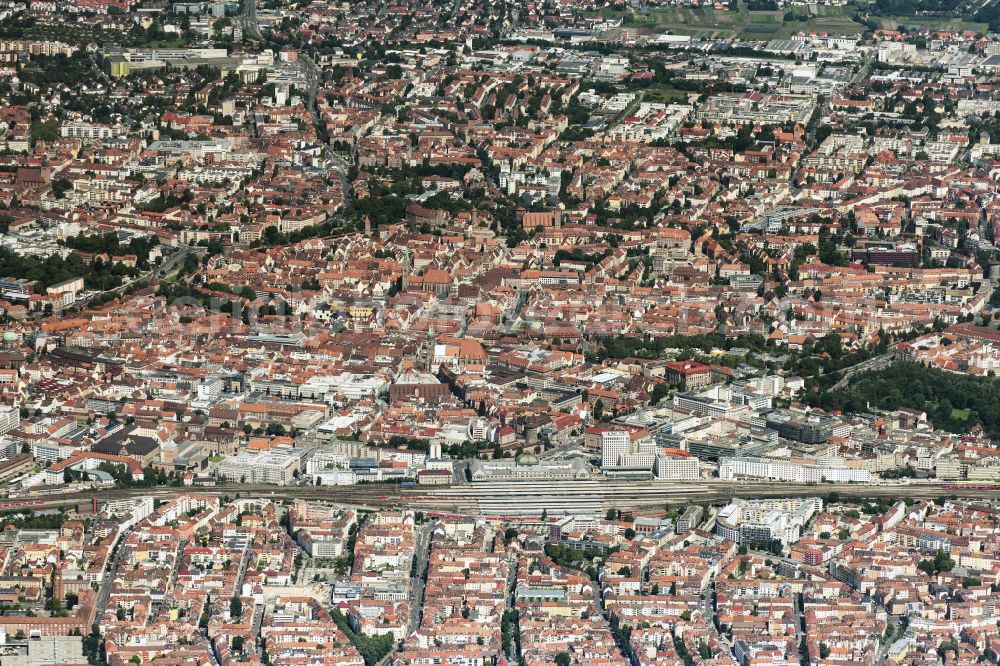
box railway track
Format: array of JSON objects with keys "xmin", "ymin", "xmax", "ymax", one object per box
[{"xmin": 7, "ymin": 480, "xmax": 1000, "ymax": 518}]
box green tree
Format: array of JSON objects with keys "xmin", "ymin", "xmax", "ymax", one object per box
[
  {"xmin": 31, "ymin": 119, "xmax": 59, "ymax": 142},
  {"xmin": 650, "ymin": 382, "xmax": 669, "ymax": 404}
]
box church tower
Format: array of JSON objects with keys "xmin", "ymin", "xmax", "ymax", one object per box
[
  {"xmin": 402, "ymin": 248, "xmax": 411, "ymax": 290},
  {"xmin": 425, "ymin": 323, "xmax": 436, "ymax": 372}
]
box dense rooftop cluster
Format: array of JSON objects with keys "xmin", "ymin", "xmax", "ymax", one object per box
[
  {"xmin": 4, "ymin": 0, "xmax": 1000, "ymax": 662},
  {"xmin": 7, "ymin": 493, "xmax": 1000, "ymax": 665}
]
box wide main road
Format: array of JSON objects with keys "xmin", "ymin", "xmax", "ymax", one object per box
[{"xmin": 11, "ymin": 480, "xmax": 1000, "ymax": 517}]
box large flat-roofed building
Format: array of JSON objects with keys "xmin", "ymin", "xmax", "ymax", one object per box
[
  {"xmin": 715, "ymin": 497, "xmax": 822, "ymax": 547},
  {"xmin": 60, "ymin": 123, "xmax": 114, "ymax": 140},
  {"xmin": 0, "ymin": 634, "xmax": 85, "ymax": 665},
  {"xmin": 0, "ymin": 278, "xmax": 33, "ymax": 298},
  {"xmin": 676, "ymin": 505, "xmax": 704, "ymax": 533},
  {"xmin": 587, "ymin": 425, "xmax": 654, "ymax": 470},
  {"xmin": 719, "ymin": 456, "xmax": 871, "ymax": 484},
  {"xmin": 0, "ymin": 406, "xmax": 19, "ymax": 437},
  {"xmin": 256, "ymin": 372, "xmax": 388, "ymax": 402},
  {"xmin": 468, "ymin": 455, "xmax": 590, "ymax": 482},
  {"xmin": 216, "ymin": 449, "xmax": 301, "ymax": 485},
  {"xmin": 764, "ymin": 412, "xmax": 832, "ymax": 444},
  {"xmin": 653, "ymin": 451, "xmax": 699, "ymax": 481},
  {"xmin": 45, "ymin": 277, "xmax": 84, "ymax": 296}
]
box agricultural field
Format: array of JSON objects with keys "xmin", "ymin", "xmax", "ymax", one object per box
[
  {"xmin": 639, "ymin": 82, "xmax": 693, "ymax": 103},
  {"xmin": 592, "ymin": 3, "xmax": 868, "ymax": 39},
  {"xmin": 872, "ymin": 15, "xmax": 989, "ymax": 32}
]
